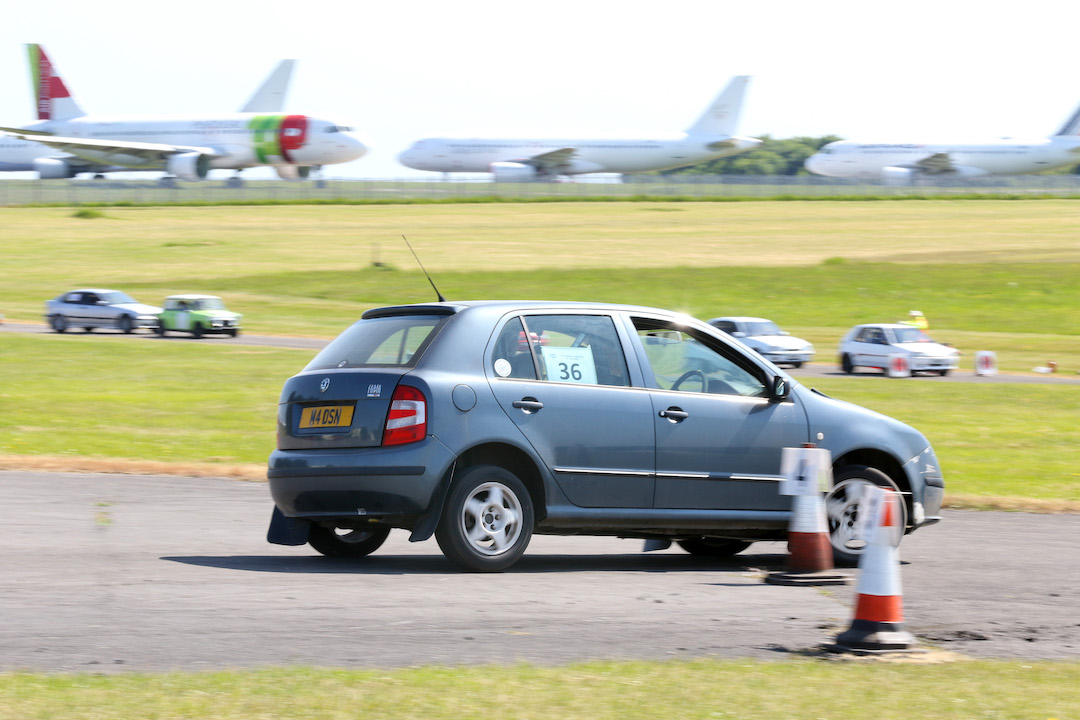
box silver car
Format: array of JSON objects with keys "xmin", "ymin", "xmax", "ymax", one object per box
[
  {"xmin": 267, "ymin": 301, "xmax": 945, "ymax": 571},
  {"xmin": 838, "ymin": 323, "xmax": 960, "ymax": 376},
  {"xmin": 708, "ymin": 316, "xmax": 815, "ymax": 368},
  {"xmin": 45, "ymin": 288, "xmax": 161, "ymax": 334}
]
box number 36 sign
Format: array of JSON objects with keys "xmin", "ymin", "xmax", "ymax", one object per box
[{"xmin": 540, "ymin": 346, "xmax": 597, "ymax": 385}]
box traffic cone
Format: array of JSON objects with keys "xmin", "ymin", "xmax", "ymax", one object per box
[
  {"xmin": 830, "ymin": 489, "xmax": 920, "ymax": 653},
  {"xmin": 766, "ymin": 492, "xmax": 849, "ymax": 586}
]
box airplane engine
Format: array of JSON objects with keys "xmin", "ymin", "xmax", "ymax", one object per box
[
  {"xmin": 275, "ymin": 165, "xmax": 312, "ymax": 180},
  {"xmin": 490, "ymin": 162, "xmax": 540, "ymax": 182},
  {"xmin": 881, "ymin": 166, "xmax": 916, "ymax": 186},
  {"xmin": 165, "ymin": 152, "xmax": 211, "ymax": 181},
  {"xmin": 33, "ymin": 157, "xmax": 77, "ymax": 179}
]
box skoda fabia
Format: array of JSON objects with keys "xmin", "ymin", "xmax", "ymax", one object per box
[{"xmin": 267, "ymin": 301, "xmax": 944, "ymax": 571}]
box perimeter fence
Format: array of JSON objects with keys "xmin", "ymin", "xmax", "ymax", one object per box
[{"xmin": 4, "ymin": 174, "xmax": 1080, "ymax": 206}]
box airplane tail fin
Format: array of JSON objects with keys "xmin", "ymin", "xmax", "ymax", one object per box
[
  {"xmin": 27, "ymin": 44, "xmax": 86, "ymax": 121},
  {"xmin": 241, "ymin": 59, "xmax": 296, "ymax": 113},
  {"xmin": 1053, "ymin": 99, "xmax": 1080, "ymax": 137},
  {"xmin": 684, "ymin": 75, "xmax": 751, "ymax": 137}
]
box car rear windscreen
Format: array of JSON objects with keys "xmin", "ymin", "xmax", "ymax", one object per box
[{"xmin": 304, "ymin": 314, "xmax": 448, "ymax": 371}]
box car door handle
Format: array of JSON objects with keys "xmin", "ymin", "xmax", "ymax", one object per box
[
  {"xmin": 512, "ymin": 398, "xmax": 544, "ymax": 413},
  {"xmin": 659, "ymin": 408, "xmax": 689, "ymax": 422}
]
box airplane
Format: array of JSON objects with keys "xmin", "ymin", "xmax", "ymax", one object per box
[
  {"xmin": 804, "ymin": 100, "xmax": 1080, "ymax": 183},
  {"xmin": 397, "ymin": 76, "xmax": 760, "ymax": 181},
  {"xmin": 0, "ymin": 44, "xmax": 368, "ymax": 186}
]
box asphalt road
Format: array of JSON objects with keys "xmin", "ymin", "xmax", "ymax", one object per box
[
  {"xmin": 1, "ymin": 470, "xmax": 1077, "ymax": 673},
  {"xmin": 7, "ymin": 320, "xmax": 1080, "ymax": 385}
]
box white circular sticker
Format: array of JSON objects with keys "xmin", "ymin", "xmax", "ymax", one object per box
[{"xmin": 493, "ymin": 358, "xmax": 512, "ymax": 377}]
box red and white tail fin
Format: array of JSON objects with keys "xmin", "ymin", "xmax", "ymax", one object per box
[{"xmin": 27, "ymin": 44, "xmax": 86, "ymax": 121}]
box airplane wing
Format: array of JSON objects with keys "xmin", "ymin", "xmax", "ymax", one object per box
[
  {"xmin": 0, "ymin": 127, "xmax": 220, "ymax": 166},
  {"xmin": 512, "ymin": 147, "xmax": 577, "ymax": 172},
  {"xmin": 911, "ymin": 152, "xmax": 956, "ymax": 175}
]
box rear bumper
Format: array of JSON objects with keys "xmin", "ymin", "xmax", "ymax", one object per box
[{"xmin": 267, "ymin": 437, "xmax": 456, "ymax": 521}]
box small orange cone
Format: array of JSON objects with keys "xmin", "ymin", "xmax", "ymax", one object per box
[
  {"xmin": 831, "ymin": 489, "xmax": 920, "ymax": 653},
  {"xmin": 766, "ymin": 492, "xmax": 849, "ymax": 586}
]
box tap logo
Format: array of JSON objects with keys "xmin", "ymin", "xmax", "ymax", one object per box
[{"xmin": 249, "ymin": 114, "xmax": 308, "ymax": 163}]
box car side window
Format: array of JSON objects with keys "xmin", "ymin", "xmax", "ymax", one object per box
[
  {"xmin": 491, "ymin": 314, "xmax": 629, "ymax": 387},
  {"xmin": 713, "ymin": 320, "xmax": 737, "ymax": 334},
  {"xmin": 491, "ymin": 317, "xmax": 539, "ymax": 380},
  {"xmin": 633, "ymin": 318, "xmax": 766, "ymax": 398},
  {"xmin": 855, "ymin": 327, "xmax": 884, "ymax": 344}
]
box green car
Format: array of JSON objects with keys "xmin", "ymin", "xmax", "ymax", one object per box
[{"xmin": 157, "ymin": 294, "xmax": 242, "ymax": 338}]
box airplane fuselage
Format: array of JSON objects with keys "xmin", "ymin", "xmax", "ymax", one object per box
[
  {"xmin": 805, "ymin": 136, "xmax": 1080, "ymax": 178},
  {"xmin": 398, "ymin": 135, "xmax": 761, "ymax": 175},
  {"xmin": 18, "ymin": 113, "xmax": 368, "ymax": 170},
  {"xmin": 0, "ymin": 134, "xmax": 53, "ymax": 170}
]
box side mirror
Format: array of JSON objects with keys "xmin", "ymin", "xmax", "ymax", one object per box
[
  {"xmin": 732, "ymin": 331, "xmax": 746, "ymax": 338},
  {"xmin": 780, "ymin": 331, "xmax": 790, "ymax": 336},
  {"xmin": 770, "ymin": 375, "xmax": 790, "ymax": 402}
]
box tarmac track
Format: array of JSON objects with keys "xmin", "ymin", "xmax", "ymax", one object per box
[
  {"xmin": 1, "ymin": 470, "xmax": 1077, "ymax": 673},
  {"xmin": 5, "ymin": 320, "xmax": 1080, "ymax": 385}
]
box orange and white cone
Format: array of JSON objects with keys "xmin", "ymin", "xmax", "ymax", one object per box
[
  {"xmin": 766, "ymin": 493, "xmax": 848, "ymax": 586},
  {"xmin": 832, "ymin": 489, "xmax": 918, "ymax": 652}
]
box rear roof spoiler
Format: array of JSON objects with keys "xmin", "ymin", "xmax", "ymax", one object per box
[{"xmin": 361, "ymin": 304, "xmax": 459, "ymax": 320}]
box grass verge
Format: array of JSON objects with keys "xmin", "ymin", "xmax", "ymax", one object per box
[
  {"xmin": 3, "ymin": 335, "xmax": 1080, "ymax": 507},
  {"xmin": 1, "ymin": 659, "xmax": 1078, "ymax": 719}
]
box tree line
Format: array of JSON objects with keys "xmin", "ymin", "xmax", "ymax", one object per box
[
  {"xmin": 669, "ymin": 135, "xmax": 840, "ymax": 176},
  {"xmin": 662, "ymin": 135, "xmax": 1080, "ymax": 175}
]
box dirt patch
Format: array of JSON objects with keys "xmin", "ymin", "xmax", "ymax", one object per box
[
  {"xmin": 1, "ymin": 455, "xmax": 1078, "ymax": 513},
  {"xmin": 0, "ymin": 454, "xmax": 266, "ymax": 481}
]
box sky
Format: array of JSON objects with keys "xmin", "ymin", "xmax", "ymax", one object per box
[{"xmin": 3, "ymin": 0, "xmax": 1080, "ymax": 179}]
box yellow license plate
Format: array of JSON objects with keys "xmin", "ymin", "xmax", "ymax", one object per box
[{"xmin": 299, "ymin": 405, "xmax": 355, "ymax": 429}]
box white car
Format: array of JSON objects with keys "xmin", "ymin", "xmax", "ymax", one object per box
[
  {"xmin": 45, "ymin": 288, "xmax": 161, "ymax": 334},
  {"xmin": 838, "ymin": 323, "xmax": 960, "ymax": 376},
  {"xmin": 707, "ymin": 316, "xmax": 815, "ymax": 368}
]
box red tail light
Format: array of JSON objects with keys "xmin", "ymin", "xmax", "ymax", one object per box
[{"xmin": 382, "ymin": 384, "xmax": 427, "ymax": 446}]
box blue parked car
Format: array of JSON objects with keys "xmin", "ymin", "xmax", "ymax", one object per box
[{"xmin": 267, "ymin": 301, "xmax": 944, "ymax": 571}]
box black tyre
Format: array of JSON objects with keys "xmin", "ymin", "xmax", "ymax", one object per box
[
  {"xmin": 308, "ymin": 525, "xmax": 391, "ymax": 558},
  {"xmin": 938, "ymin": 369, "xmax": 949, "ymax": 377},
  {"xmin": 118, "ymin": 315, "xmax": 133, "ymax": 334},
  {"xmin": 50, "ymin": 316, "xmax": 67, "ymax": 333},
  {"xmin": 676, "ymin": 537, "xmax": 752, "ymax": 557},
  {"xmin": 790, "ymin": 362, "xmax": 803, "ymax": 369},
  {"xmin": 192, "ymin": 323, "xmax": 204, "ymax": 339},
  {"xmin": 155, "ymin": 323, "xmax": 166, "ymax": 337},
  {"xmin": 825, "ymin": 464, "xmax": 907, "ymax": 566},
  {"xmin": 436, "ymin": 465, "xmax": 534, "ymax": 572},
  {"xmin": 227, "ymin": 328, "xmax": 239, "ymax": 337},
  {"xmin": 82, "ymin": 325, "xmax": 94, "ymax": 333},
  {"xmin": 841, "ymin": 354, "xmax": 854, "ymax": 374}
]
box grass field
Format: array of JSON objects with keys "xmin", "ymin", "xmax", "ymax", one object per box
[
  {"xmin": 2, "ymin": 200, "xmax": 1079, "ymax": 503},
  {"xmin": 2, "ymin": 321, "xmax": 1079, "ymax": 507},
  {"xmin": 3, "ymin": 201, "xmax": 1079, "ymax": 371},
  {"xmin": 1, "ymin": 659, "xmax": 1078, "ymax": 720}
]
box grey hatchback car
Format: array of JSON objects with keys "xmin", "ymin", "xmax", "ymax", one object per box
[{"xmin": 267, "ymin": 301, "xmax": 944, "ymax": 571}]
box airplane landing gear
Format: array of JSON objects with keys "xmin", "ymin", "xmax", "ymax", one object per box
[
  {"xmin": 158, "ymin": 175, "xmax": 179, "ymax": 189},
  {"xmin": 225, "ymin": 174, "xmax": 244, "ymax": 189}
]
